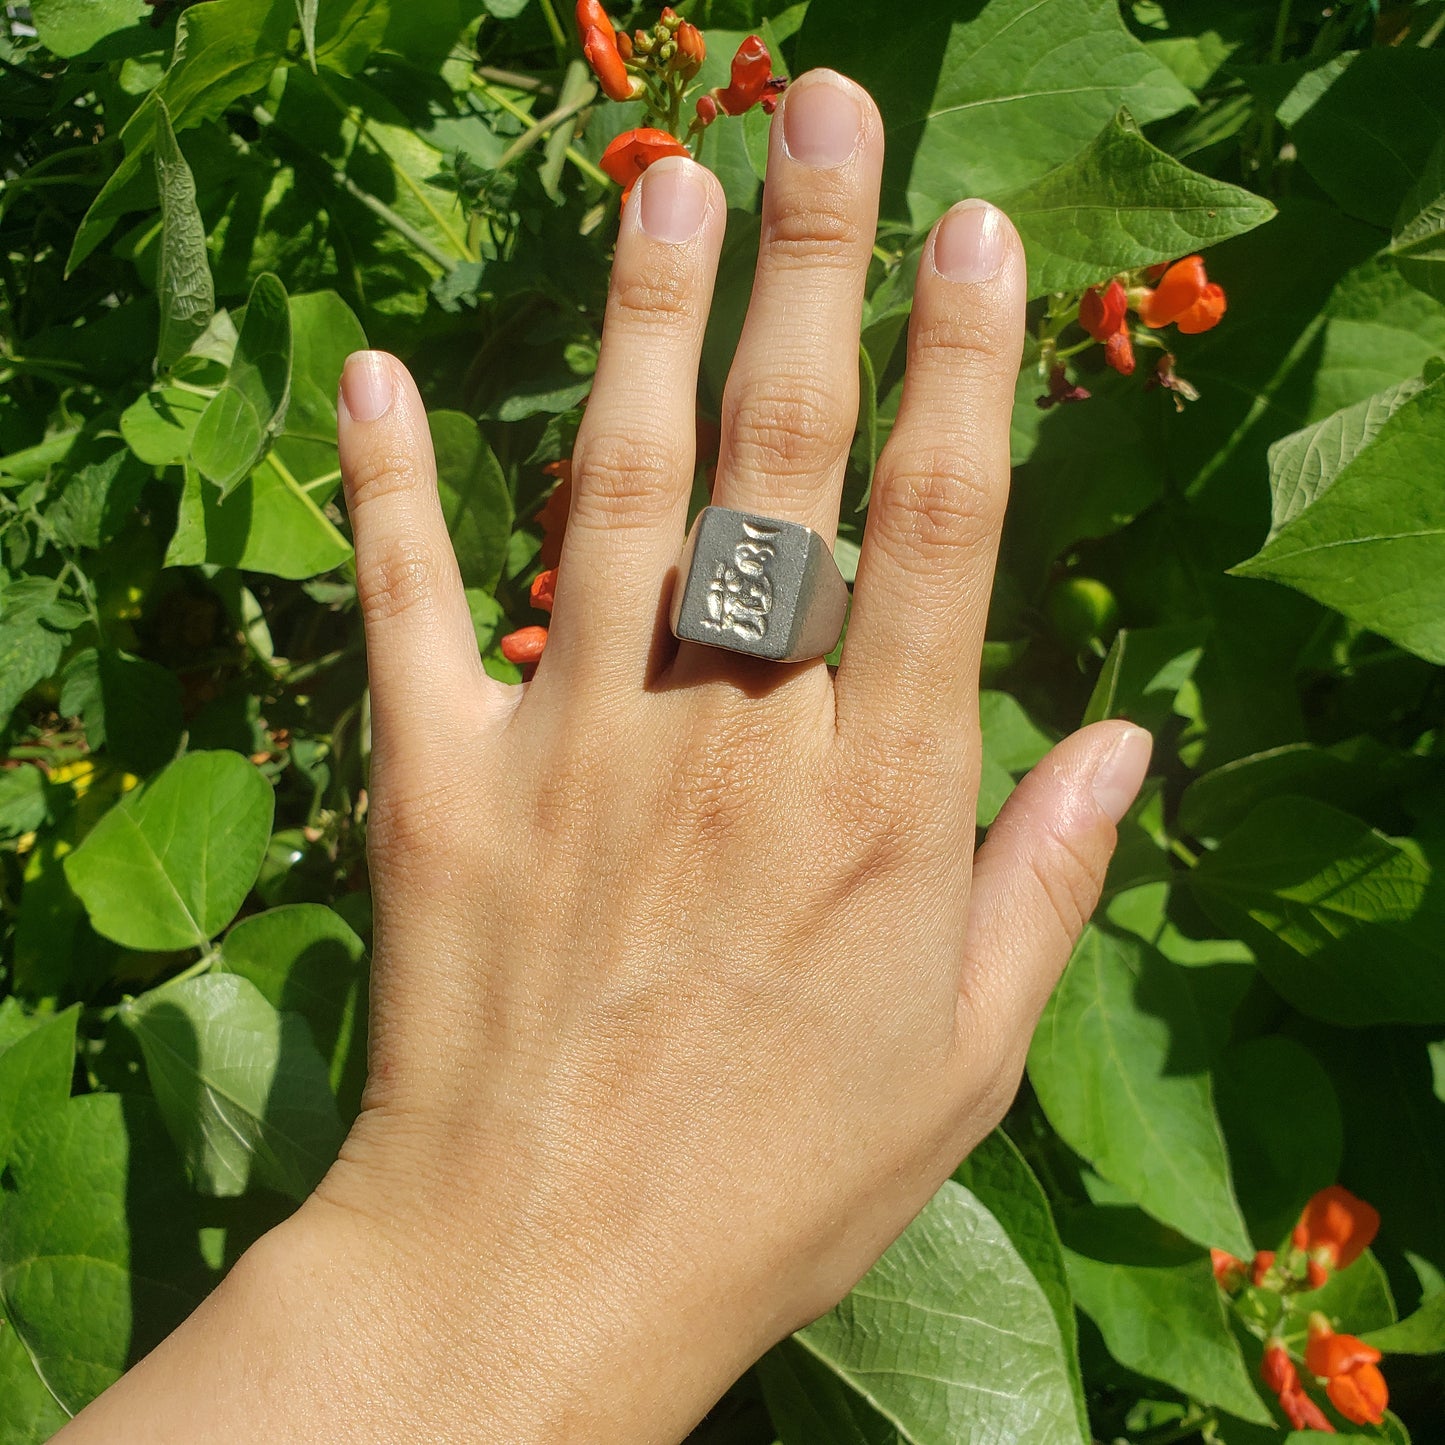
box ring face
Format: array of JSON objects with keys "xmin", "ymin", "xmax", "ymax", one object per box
[{"xmin": 669, "ymin": 506, "xmax": 849, "ymax": 662}]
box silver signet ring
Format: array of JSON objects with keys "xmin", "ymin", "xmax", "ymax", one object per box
[{"xmin": 668, "ymin": 506, "xmax": 850, "ymax": 663}]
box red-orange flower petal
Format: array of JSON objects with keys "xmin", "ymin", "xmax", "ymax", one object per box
[
  {"xmin": 1306, "ymin": 1326, "xmax": 1383, "ymax": 1381},
  {"xmin": 600, "ymin": 126, "xmax": 690, "ymax": 206},
  {"xmin": 1281, "ymin": 1386, "xmax": 1336, "ymax": 1432},
  {"xmin": 583, "ymin": 25, "xmax": 635, "ymax": 102},
  {"xmin": 500, "ymin": 625, "xmax": 548, "ymax": 664},
  {"xmin": 575, "ymin": 0, "xmax": 610, "ymax": 37},
  {"xmin": 1299, "ymin": 1186, "xmax": 1381, "ymax": 1272},
  {"xmin": 1251, "ymin": 1250, "xmax": 1276, "ymax": 1287},
  {"xmin": 715, "ymin": 34, "xmax": 771, "ymax": 115},
  {"xmin": 537, "ymin": 468, "xmax": 572, "ymax": 569},
  {"xmin": 1105, "ymin": 329, "xmax": 1135, "ymax": 376},
  {"xmin": 1176, "ymin": 281, "xmax": 1227, "ymax": 334},
  {"xmin": 1138, "ymin": 254, "xmax": 1208, "ymax": 329},
  {"xmin": 676, "ymin": 21, "xmax": 705, "ymax": 70},
  {"xmin": 1261, "ymin": 1340, "xmax": 1298, "ymax": 1396},
  {"xmin": 1079, "ymin": 279, "xmax": 1127, "ymax": 341},
  {"xmin": 1326, "ymin": 1362, "xmax": 1389, "ymax": 1426},
  {"xmin": 530, "ymin": 567, "xmax": 557, "ymax": 613}
]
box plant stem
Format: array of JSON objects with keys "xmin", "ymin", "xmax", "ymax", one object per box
[
  {"xmin": 1256, "ymin": 0, "xmax": 1293, "ymax": 191},
  {"xmin": 475, "ymin": 80, "xmax": 610, "ymax": 186},
  {"xmin": 494, "ymin": 81, "xmax": 598, "ymax": 170},
  {"xmin": 535, "ymin": 0, "xmax": 568, "ymax": 58}
]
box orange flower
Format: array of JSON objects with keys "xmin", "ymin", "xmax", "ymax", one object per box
[
  {"xmin": 715, "ymin": 35, "xmax": 771, "ymax": 115},
  {"xmin": 583, "ymin": 25, "xmax": 638, "ymax": 102},
  {"xmin": 537, "ymin": 463, "xmax": 572, "ymax": 570},
  {"xmin": 1281, "ymin": 1386, "xmax": 1336, "ymax": 1433},
  {"xmin": 1104, "ymin": 329, "xmax": 1135, "ymax": 376},
  {"xmin": 1250, "ymin": 1250, "xmax": 1275, "ymax": 1287},
  {"xmin": 1138, "ymin": 255, "xmax": 1207, "ymax": 327},
  {"xmin": 1079, "ymin": 279, "xmax": 1127, "ymax": 342},
  {"xmin": 1306, "ymin": 1315, "xmax": 1388, "ymax": 1427},
  {"xmin": 574, "ymin": 0, "xmax": 611, "ymax": 35},
  {"xmin": 530, "ymin": 567, "xmax": 557, "ymax": 613},
  {"xmin": 1298, "ymin": 1186, "xmax": 1380, "ymax": 1273},
  {"xmin": 1261, "ymin": 1340, "xmax": 1297, "ymax": 1396},
  {"xmin": 1177, "ymin": 282, "xmax": 1226, "ymax": 334},
  {"xmin": 500, "ymin": 625, "xmax": 548, "ymax": 665},
  {"xmin": 675, "ymin": 21, "xmax": 705, "ymax": 73},
  {"xmin": 600, "ymin": 126, "xmax": 691, "ymax": 207},
  {"xmin": 1211, "ymin": 1249, "xmax": 1246, "ymax": 1292}
]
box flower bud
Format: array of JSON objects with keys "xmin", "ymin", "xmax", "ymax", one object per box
[
  {"xmin": 583, "ymin": 25, "xmax": 637, "ymax": 102},
  {"xmin": 695, "ymin": 92, "xmax": 719, "ymax": 127},
  {"xmin": 530, "ymin": 568, "xmax": 558, "ymax": 614},
  {"xmin": 675, "ymin": 21, "xmax": 705, "ymax": 74},
  {"xmin": 500, "ymin": 625, "xmax": 548, "ymax": 665},
  {"xmin": 715, "ymin": 34, "xmax": 772, "ymax": 114}
]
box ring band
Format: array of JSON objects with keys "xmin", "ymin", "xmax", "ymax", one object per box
[{"xmin": 668, "ymin": 505, "xmax": 849, "ymax": 662}]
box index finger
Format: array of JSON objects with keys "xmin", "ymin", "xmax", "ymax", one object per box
[{"xmin": 833, "ymin": 200, "xmax": 1025, "ymax": 745}]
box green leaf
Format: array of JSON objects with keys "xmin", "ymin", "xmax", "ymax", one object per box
[
  {"xmin": 122, "ymin": 386, "xmax": 209, "ymax": 466},
  {"xmin": 1059, "ymin": 1204, "xmax": 1272, "ymax": 1424},
  {"xmin": 0, "ymin": 767, "xmax": 50, "ymax": 841},
  {"xmin": 122, "ymin": 972, "xmax": 344, "ymax": 1199},
  {"xmin": 1264, "ymin": 378, "xmax": 1427, "ymax": 540},
  {"xmin": 976, "ymin": 691, "xmax": 1054, "ymax": 826},
  {"xmin": 1192, "ymin": 797, "xmax": 1445, "ymax": 1026},
  {"xmin": 0, "ymin": 1007, "xmax": 78, "ymax": 1166},
  {"xmin": 1236, "ymin": 375, "xmax": 1445, "ymax": 663},
  {"xmin": 1028, "ymin": 927, "xmax": 1251, "ymax": 1256},
  {"xmin": 953, "ymin": 1133, "xmax": 1089, "ymax": 1439},
  {"xmin": 429, "ymin": 411, "xmax": 515, "ymax": 593},
  {"xmin": 153, "ymin": 99, "xmax": 215, "ymax": 372},
  {"xmin": 43, "ymin": 442, "xmax": 149, "ymax": 551},
  {"xmin": 63, "ymin": 751, "xmax": 275, "ymax": 951},
  {"xmin": 1082, "ymin": 623, "xmax": 1206, "ymax": 733},
  {"xmin": 999, "ymin": 110, "xmax": 1274, "ymax": 298},
  {"xmin": 793, "ymin": 1181, "xmax": 1087, "ymax": 1444},
  {"xmin": 0, "ymin": 1319, "xmax": 69, "ymax": 1444},
  {"xmin": 796, "ymin": 0, "xmax": 1193, "ymax": 229},
  {"xmin": 1213, "ymin": 1036, "xmax": 1342, "ymax": 1248},
  {"xmin": 219, "ymin": 903, "xmax": 369, "ymax": 1120},
  {"xmin": 0, "ymin": 1093, "xmax": 212, "ymax": 1415},
  {"xmin": 1391, "ymin": 131, "xmax": 1445, "ymax": 304},
  {"xmin": 758, "ymin": 1340, "xmax": 902, "ymax": 1445},
  {"xmin": 296, "ymin": 0, "xmax": 318, "ymax": 67},
  {"xmin": 191, "ymin": 272, "xmax": 293, "ymax": 496},
  {"xmin": 1363, "ymin": 1290, "xmax": 1445, "ymax": 1355},
  {"xmin": 1281, "ymin": 48, "xmax": 1445, "ymax": 228},
  {"xmin": 1292, "ymin": 1250, "xmax": 1397, "ymax": 1337},
  {"xmin": 59, "ymin": 648, "xmax": 184, "ymax": 776},
  {"xmin": 0, "ymin": 578, "xmax": 83, "ymax": 732},
  {"xmin": 29, "ymin": 0, "xmax": 153, "ymax": 57}
]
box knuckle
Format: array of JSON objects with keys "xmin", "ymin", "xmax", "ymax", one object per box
[
  {"xmin": 1028, "ymin": 821, "xmax": 1104, "ymax": 944},
  {"xmin": 571, "ymin": 428, "xmax": 682, "ymax": 530},
  {"xmin": 725, "ymin": 378, "xmax": 856, "ymax": 484},
  {"xmin": 609, "ymin": 259, "xmax": 699, "ymax": 330},
  {"xmin": 765, "ymin": 193, "xmax": 866, "ymax": 265},
  {"xmin": 910, "ymin": 312, "xmax": 1012, "ymax": 376},
  {"xmin": 357, "ymin": 537, "xmax": 441, "ymax": 626},
  {"xmin": 871, "ymin": 447, "xmax": 1004, "ymax": 565},
  {"xmin": 345, "ymin": 445, "xmax": 424, "ymax": 512}
]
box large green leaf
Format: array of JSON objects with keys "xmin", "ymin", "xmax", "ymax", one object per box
[
  {"xmin": 1000, "ymin": 111, "xmax": 1274, "ymax": 298},
  {"xmin": 166, "ymin": 457, "xmax": 352, "ymax": 579},
  {"xmin": 1281, "ymin": 47, "xmax": 1445, "ymax": 228},
  {"xmin": 0, "ymin": 1320, "xmax": 68, "ymax": 1444},
  {"xmin": 0, "ymin": 579, "xmax": 85, "ymax": 730},
  {"xmin": 191, "ymin": 272, "xmax": 294, "ymax": 496},
  {"xmin": 1264, "ymin": 378, "xmax": 1426, "ymax": 539},
  {"xmin": 1192, "ymin": 798, "xmax": 1445, "ymax": 1026},
  {"xmin": 793, "ymin": 1181, "xmax": 1086, "ymax": 1444},
  {"xmin": 220, "ymin": 903, "xmax": 369, "ymax": 1119},
  {"xmin": 429, "ymin": 411, "xmax": 515, "ymax": 593},
  {"xmin": 63, "ymin": 751, "xmax": 275, "ymax": 951},
  {"xmin": 0, "ymin": 1093, "xmax": 211, "ymax": 1415},
  {"xmin": 67, "ymin": 0, "xmax": 297, "ymax": 272},
  {"xmin": 796, "ymin": 0, "xmax": 1193, "ymax": 229},
  {"xmin": 952, "ymin": 1133, "xmax": 1088, "ymax": 1439},
  {"xmin": 153, "ymin": 99, "xmax": 215, "ymax": 371},
  {"xmin": 1236, "ymin": 374, "xmax": 1445, "ymax": 663},
  {"xmin": 1363, "ymin": 1290, "xmax": 1445, "ymax": 1355},
  {"xmin": 1391, "ymin": 131, "xmax": 1445, "ymax": 304},
  {"xmin": 59, "ymin": 647, "xmax": 184, "ymax": 776},
  {"xmin": 0, "ymin": 1008, "xmax": 78, "ymax": 1166},
  {"xmin": 29, "ymin": 0, "xmax": 153, "ymax": 57},
  {"xmin": 1028, "ymin": 927, "xmax": 1251, "ymax": 1256},
  {"xmin": 1060, "ymin": 1204, "xmax": 1272, "ymax": 1423},
  {"xmin": 123, "ymin": 972, "xmax": 344, "ymax": 1200},
  {"xmin": 1212, "ymin": 1036, "xmax": 1342, "ymax": 1248}
]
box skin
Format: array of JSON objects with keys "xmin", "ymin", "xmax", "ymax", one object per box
[{"xmin": 58, "ymin": 71, "xmax": 1149, "ymax": 1443}]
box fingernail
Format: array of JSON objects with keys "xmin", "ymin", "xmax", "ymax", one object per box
[
  {"xmin": 782, "ymin": 72, "xmax": 863, "ymax": 167},
  {"xmin": 340, "ymin": 351, "xmax": 393, "ymax": 423},
  {"xmin": 638, "ymin": 156, "xmax": 709, "ymax": 243},
  {"xmin": 933, "ymin": 200, "xmax": 1008, "ymax": 283},
  {"xmin": 1092, "ymin": 726, "xmax": 1153, "ymax": 825}
]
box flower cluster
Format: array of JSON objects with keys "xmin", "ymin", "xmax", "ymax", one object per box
[
  {"xmin": 1213, "ymin": 1185, "xmax": 1388, "ymax": 1432},
  {"xmin": 578, "ymin": 5, "xmax": 786, "ymax": 207},
  {"xmin": 1038, "ymin": 254, "xmax": 1226, "ymax": 411},
  {"xmin": 498, "ymin": 460, "xmax": 569, "ymax": 669}
]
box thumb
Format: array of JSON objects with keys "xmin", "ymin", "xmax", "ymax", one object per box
[{"xmin": 959, "ymin": 720, "xmax": 1152, "ymax": 1035}]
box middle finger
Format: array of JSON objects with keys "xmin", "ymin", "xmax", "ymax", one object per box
[{"xmin": 709, "ymin": 68, "xmax": 884, "ymax": 544}]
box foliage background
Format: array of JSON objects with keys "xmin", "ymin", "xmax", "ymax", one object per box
[{"xmin": 2, "ymin": 0, "xmax": 1445, "ymax": 1440}]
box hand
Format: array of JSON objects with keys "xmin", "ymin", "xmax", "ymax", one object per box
[{"xmin": 60, "ymin": 68, "xmax": 1149, "ymax": 1445}]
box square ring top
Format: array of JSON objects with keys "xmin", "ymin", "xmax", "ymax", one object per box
[{"xmin": 668, "ymin": 506, "xmax": 849, "ymax": 662}]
